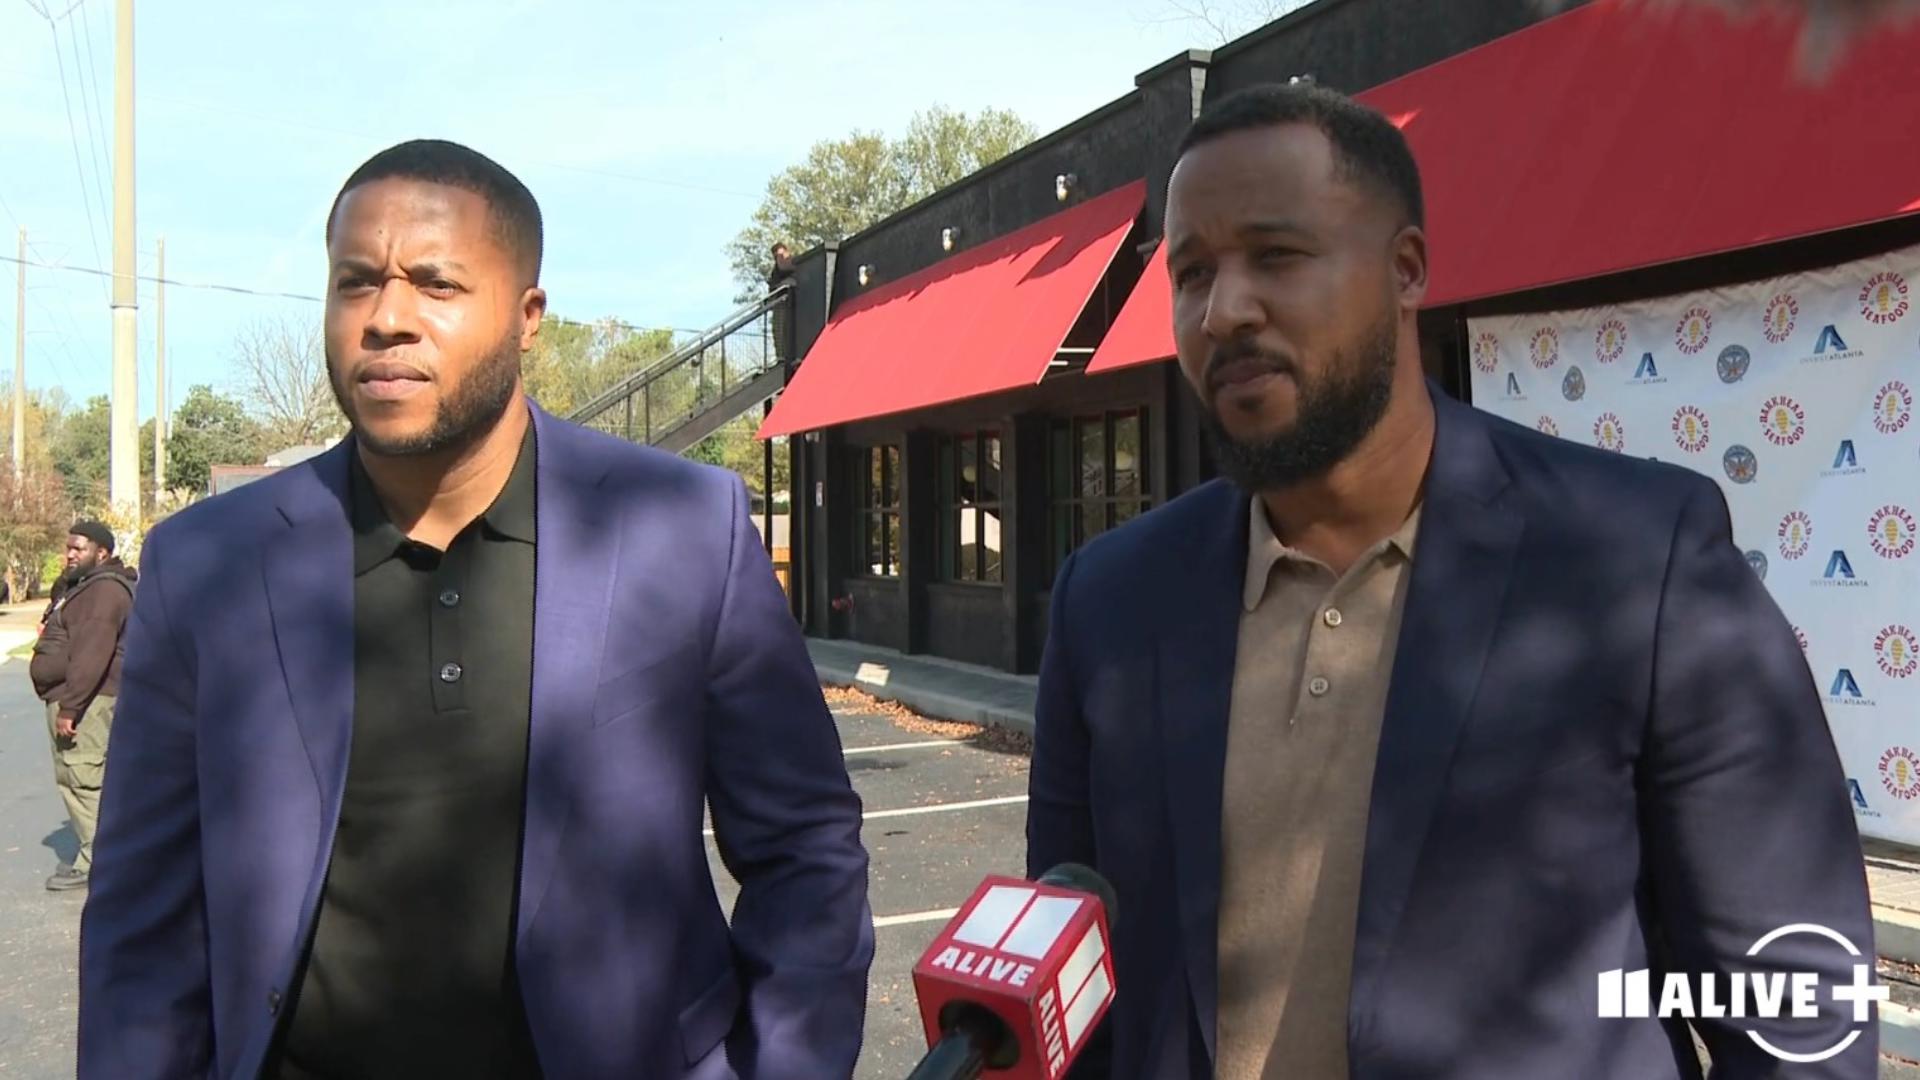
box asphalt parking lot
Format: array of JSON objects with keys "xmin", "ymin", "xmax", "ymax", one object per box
[{"xmin": 705, "ymin": 688, "xmax": 1031, "ymax": 1079}]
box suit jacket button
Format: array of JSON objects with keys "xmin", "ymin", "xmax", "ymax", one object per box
[{"xmin": 268, "ymin": 989, "xmax": 283, "ymax": 1016}]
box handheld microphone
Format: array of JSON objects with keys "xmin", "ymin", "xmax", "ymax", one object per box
[{"xmin": 904, "ymin": 863, "xmax": 1118, "ymax": 1080}]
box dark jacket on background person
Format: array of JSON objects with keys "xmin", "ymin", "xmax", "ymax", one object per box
[{"xmin": 31, "ymin": 560, "xmax": 138, "ymax": 716}]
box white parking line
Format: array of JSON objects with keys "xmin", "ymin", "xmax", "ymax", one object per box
[
  {"xmin": 863, "ymin": 795, "xmax": 1028, "ymax": 820},
  {"xmin": 844, "ymin": 739, "xmax": 964, "ymax": 756},
  {"xmin": 874, "ymin": 907, "xmax": 960, "ymax": 928},
  {"xmin": 702, "ymin": 795, "xmax": 1028, "ymax": 837}
]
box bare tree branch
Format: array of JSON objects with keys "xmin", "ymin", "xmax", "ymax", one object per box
[{"xmin": 230, "ymin": 317, "xmax": 347, "ymax": 451}]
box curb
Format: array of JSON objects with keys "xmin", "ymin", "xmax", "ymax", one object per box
[
  {"xmin": 816, "ymin": 663, "xmax": 1037, "ymax": 739},
  {"xmin": 1885, "ymin": 1001, "xmax": 1920, "ymax": 1063},
  {"xmin": 1879, "ymin": 906, "xmax": 1920, "ymax": 968}
]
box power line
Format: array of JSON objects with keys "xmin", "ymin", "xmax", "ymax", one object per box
[
  {"xmin": 70, "ymin": 0, "xmax": 113, "ymax": 229},
  {"xmin": 0, "ymin": 251, "xmax": 708, "ymax": 338},
  {"xmin": 36, "ymin": 7, "xmax": 108, "ymax": 295}
]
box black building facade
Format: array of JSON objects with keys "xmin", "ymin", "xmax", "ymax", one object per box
[{"xmin": 769, "ymin": 0, "xmax": 1919, "ymax": 674}]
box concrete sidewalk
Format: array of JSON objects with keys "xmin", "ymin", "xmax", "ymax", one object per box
[{"xmin": 807, "ymin": 638, "xmax": 1037, "ymax": 737}]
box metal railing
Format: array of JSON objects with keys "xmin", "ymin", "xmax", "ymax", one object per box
[{"xmin": 568, "ymin": 285, "xmax": 793, "ymax": 451}]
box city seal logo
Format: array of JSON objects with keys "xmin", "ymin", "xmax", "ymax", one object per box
[
  {"xmin": 1878, "ymin": 625, "xmax": 1919, "ymax": 679},
  {"xmin": 1675, "ymin": 306, "xmax": 1713, "ymax": 354},
  {"xmin": 1671, "ymin": 405, "xmax": 1710, "ymax": 453},
  {"xmin": 1562, "ymin": 365, "xmax": 1586, "ymax": 402},
  {"xmin": 1778, "ymin": 511, "xmax": 1813, "ymax": 560},
  {"xmin": 1593, "ymin": 412, "xmax": 1625, "ymax": 452},
  {"xmin": 1723, "ymin": 444, "xmax": 1758, "ymax": 485},
  {"xmin": 1536, "ymin": 416, "xmax": 1560, "ymax": 437},
  {"xmin": 1529, "ymin": 326, "xmax": 1560, "ymax": 370},
  {"xmin": 1861, "ymin": 270, "xmax": 1911, "ymax": 325},
  {"xmin": 1761, "ymin": 395, "xmax": 1807, "ymax": 447},
  {"xmin": 1716, "ymin": 344, "xmax": 1751, "ymax": 384},
  {"xmin": 1595, "ymin": 318, "xmax": 1628, "ymax": 364},
  {"xmin": 1763, "ymin": 293, "xmax": 1798, "ymax": 344},
  {"xmin": 1471, "ymin": 331, "xmax": 1499, "ymax": 374},
  {"xmin": 1745, "ymin": 550, "xmax": 1769, "ymax": 580},
  {"xmin": 1875, "ymin": 381, "xmax": 1914, "ymax": 435},
  {"xmin": 1868, "ymin": 505, "xmax": 1918, "ymax": 559},
  {"xmin": 1883, "ymin": 747, "xmax": 1920, "ymax": 800}
]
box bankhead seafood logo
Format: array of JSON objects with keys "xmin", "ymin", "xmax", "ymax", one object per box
[
  {"xmin": 1883, "ymin": 747, "xmax": 1920, "ymax": 800},
  {"xmin": 1675, "ymin": 307, "xmax": 1713, "ymax": 354},
  {"xmin": 1595, "ymin": 319, "xmax": 1628, "ymax": 364},
  {"xmin": 1717, "ymin": 344, "xmax": 1751, "ymax": 384},
  {"xmin": 1761, "ymin": 395, "xmax": 1806, "ymax": 447},
  {"xmin": 1723, "ymin": 445, "xmax": 1758, "ymax": 485},
  {"xmin": 1778, "ymin": 511, "xmax": 1813, "ymax": 561},
  {"xmin": 1671, "ymin": 406, "xmax": 1710, "ymax": 453},
  {"xmin": 1878, "ymin": 625, "xmax": 1919, "ymax": 679},
  {"xmin": 1529, "ymin": 326, "xmax": 1560, "ymax": 370},
  {"xmin": 1471, "ymin": 331, "xmax": 1500, "ymax": 374},
  {"xmin": 1764, "ymin": 294, "xmax": 1799, "ymax": 344},
  {"xmin": 1868, "ymin": 506, "xmax": 1918, "ymax": 560},
  {"xmin": 1536, "ymin": 416, "xmax": 1560, "ymax": 437},
  {"xmin": 1861, "ymin": 271, "xmax": 1910, "ymax": 325},
  {"xmin": 1875, "ymin": 381, "xmax": 1913, "ymax": 435},
  {"xmin": 1594, "ymin": 412, "xmax": 1626, "ymax": 452}
]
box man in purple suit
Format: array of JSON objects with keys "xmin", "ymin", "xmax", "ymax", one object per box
[{"xmin": 78, "ymin": 139, "xmax": 873, "ymax": 1079}]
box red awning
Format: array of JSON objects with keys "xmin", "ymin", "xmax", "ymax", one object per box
[
  {"xmin": 1088, "ymin": 0, "xmax": 1920, "ymax": 374},
  {"xmin": 1087, "ymin": 244, "xmax": 1172, "ymax": 375},
  {"xmin": 759, "ymin": 181, "xmax": 1145, "ymax": 437}
]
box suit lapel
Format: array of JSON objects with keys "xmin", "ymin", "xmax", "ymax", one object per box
[
  {"xmin": 1349, "ymin": 391, "xmax": 1524, "ymax": 1037},
  {"xmin": 262, "ymin": 444, "xmax": 357, "ymax": 816},
  {"xmin": 518, "ymin": 404, "xmax": 622, "ymax": 936},
  {"xmin": 1154, "ymin": 481, "xmax": 1249, "ymax": 1067}
]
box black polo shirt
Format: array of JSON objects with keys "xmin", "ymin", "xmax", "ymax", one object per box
[{"xmin": 272, "ymin": 429, "xmax": 542, "ymax": 1079}]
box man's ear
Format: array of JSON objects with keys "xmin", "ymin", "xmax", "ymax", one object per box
[
  {"xmin": 1394, "ymin": 225, "xmax": 1429, "ymax": 312},
  {"xmin": 520, "ymin": 287, "xmax": 548, "ymax": 351}
]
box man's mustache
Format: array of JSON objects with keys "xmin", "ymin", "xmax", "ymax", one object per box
[{"xmin": 1205, "ymin": 341, "xmax": 1294, "ymax": 391}]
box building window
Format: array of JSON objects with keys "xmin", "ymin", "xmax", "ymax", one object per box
[
  {"xmin": 937, "ymin": 430, "xmax": 1003, "ymax": 584},
  {"xmin": 856, "ymin": 445, "xmax": 901, "ymax": 577},
  {"xmin": 1049, "ymin": 409, "xmax": 1150, "ymax": 582}
]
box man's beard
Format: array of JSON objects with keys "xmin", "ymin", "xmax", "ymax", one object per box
[
  {"xmin": 1200, "ymin": 312, "xmax": 1399, "ymax": 493},
  {"xmin": 330, "ymin": 333, "xmax": 522, "ymax": 458}
]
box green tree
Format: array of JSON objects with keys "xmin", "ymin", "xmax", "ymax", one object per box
[
  {"xmin": 726, "ymin": 106, "xmax": 1038, "ymax": 291},
  {"xmin": 524, "ymin": 317, "xmax": 678, "ymax": 419},
  {"xmin": 0, "ymin": 460, "xmax": 72, "ymax": 602},
  {"xmin": 51, "ymin": 395, "xmax": 111, "ymax": 508},
  {"xmin": 166, "ymin": 384, "xmax": 267, "ymax": 496}
]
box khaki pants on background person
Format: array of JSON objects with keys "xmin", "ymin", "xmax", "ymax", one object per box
[{"xmin": 46, "ymin": 695, "xmax": 115, "ymax": 875}]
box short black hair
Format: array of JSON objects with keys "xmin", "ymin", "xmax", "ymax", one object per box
[
  {"xmin": 1176, "ymin": 84, "xmax": 1425, "ymax": 230},
  {"xmin": 326, "ymin": 139, "xmax": 544, "ymax": 283}
]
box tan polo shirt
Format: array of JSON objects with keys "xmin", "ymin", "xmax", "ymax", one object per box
[{"xmin": 1215, "ymin": 496, "xmax": 1421, "ymax": 1080}]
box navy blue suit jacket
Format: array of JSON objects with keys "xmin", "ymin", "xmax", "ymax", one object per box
[
  {"xmin": 1028, "ymin": 388, "xmax": 1875, "ymax": 1078},
  {"xmin": 78, "ymin": 403, "xmax": 873, "ymax": 1079}
]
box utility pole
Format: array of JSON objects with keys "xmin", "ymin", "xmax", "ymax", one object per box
[
  {"xmin": 12, "ymin": 229, "xmax": 23, "ymax": 482},
  {"xmin": 154, "ymin": 235, "xmax": 165, "ymax": 495},
  {"xmin": 109, "ymin": 0, "xmax": 138, "ymax": 522}
]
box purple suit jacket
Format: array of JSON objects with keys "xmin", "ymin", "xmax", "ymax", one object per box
[{"xmin": 78, "ymin": 403, "xmax": 873, "ymax": 1079}]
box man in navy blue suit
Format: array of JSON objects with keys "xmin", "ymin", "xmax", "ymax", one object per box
[
  {"xmin": 1027, "ymin": 85, "xmax": 1877, "ymax": 1078},
  {"xmin": 78, "ymin": 140, "xmax": 872, "ymax": 1079}
]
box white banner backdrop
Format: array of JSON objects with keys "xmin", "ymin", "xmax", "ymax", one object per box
[{"xmin": 1469, "ymin": 245, "xmax": 1920, "ymax": 844}]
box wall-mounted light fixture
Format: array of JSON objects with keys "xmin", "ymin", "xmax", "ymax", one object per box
[
  {"xmin": 1055, "ymin": 173, "xmax": 1077, "ymax": 203},
  {"xmin": 857, "ymin": 264, "xmax": 874, "ymax": 287},
  {"xmin": 941, "ymin": 226, "xmax": 960, "ymax": 252},
  {"xmin": 1288, "ymin": 74, "xmax": 1316, "ymax": 86}
]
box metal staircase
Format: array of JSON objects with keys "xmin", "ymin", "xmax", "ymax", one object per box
[{"xmin": 568, "ymin": 285, "xmax": 792, "ymax": 454}]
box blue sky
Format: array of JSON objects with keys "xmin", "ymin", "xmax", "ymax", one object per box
[{"xmin": 0, "ymin": 0, "xmax": 1214, "ymax": 419}]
